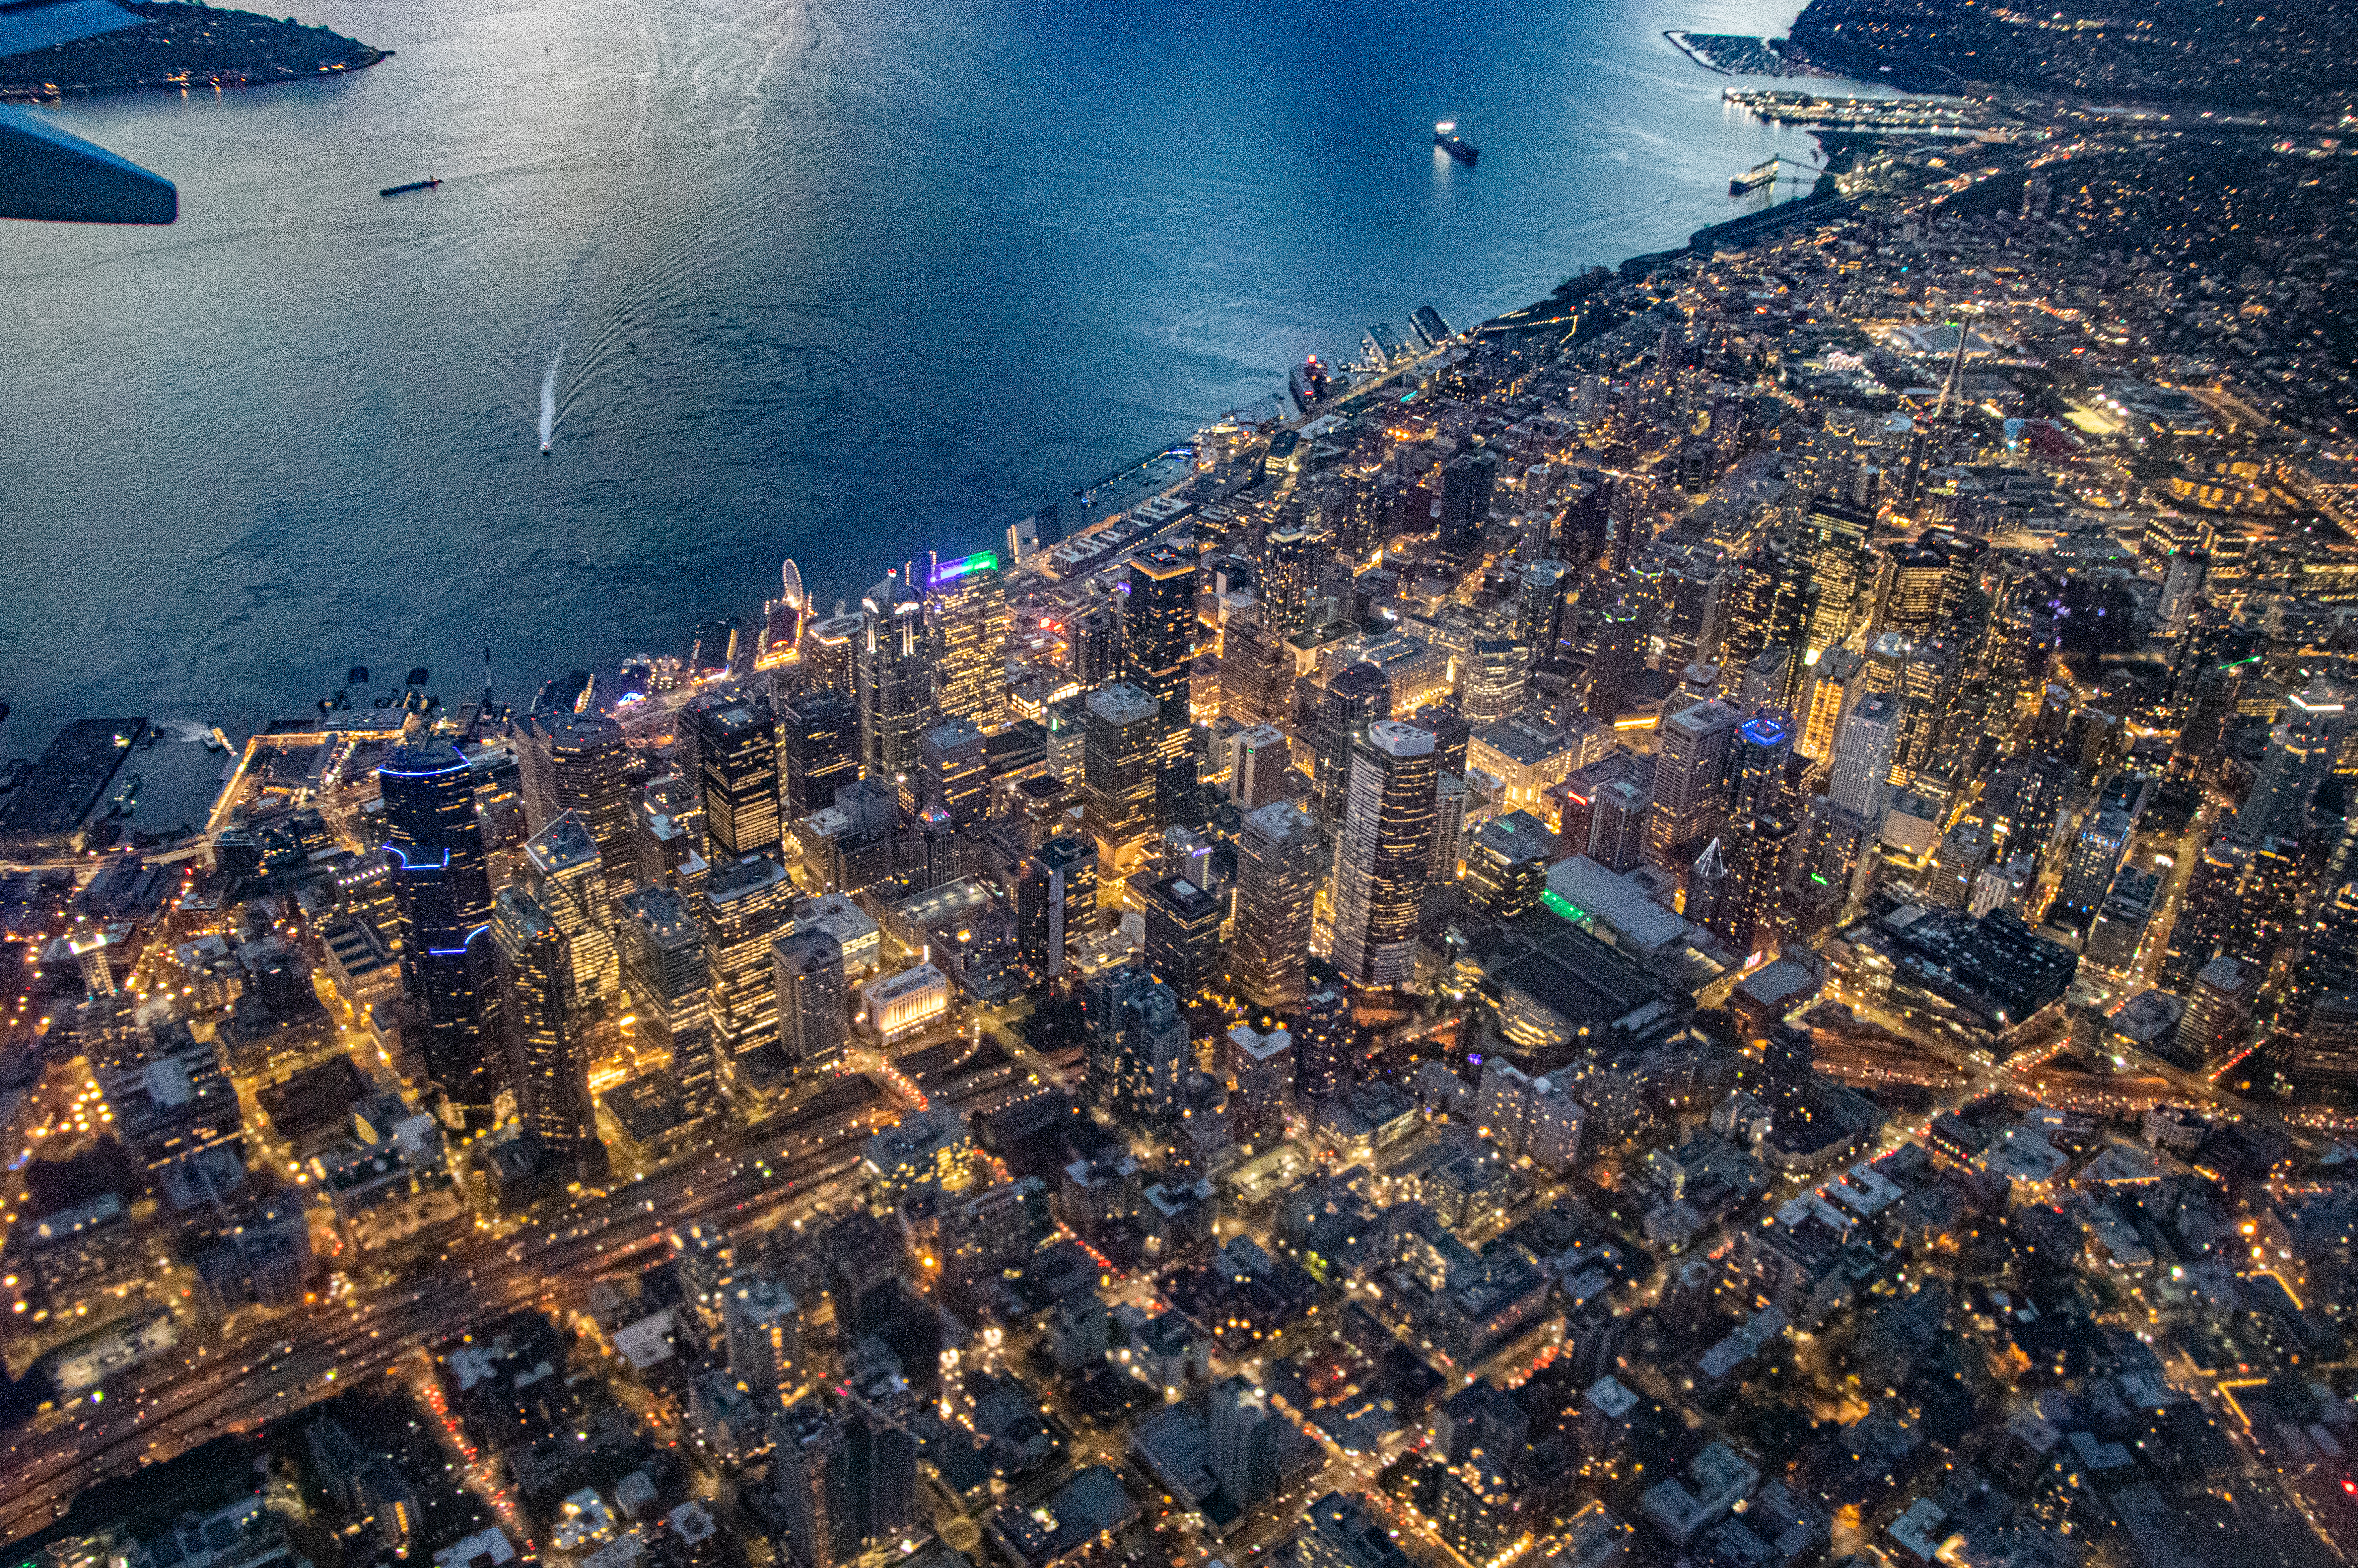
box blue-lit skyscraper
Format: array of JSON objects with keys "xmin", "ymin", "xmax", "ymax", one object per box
[
  {"xmin": 1727, "ymin": 707, "xmax": 1796, "ymax": 822},
  {"xmin": 380, "ymin": 740, "xmax": 498, "ymax": 1127}
]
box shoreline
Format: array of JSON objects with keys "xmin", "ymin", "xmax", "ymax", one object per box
[{"xmin": 0, "ymin": 3, "xmax": 386, "ymax": 104}]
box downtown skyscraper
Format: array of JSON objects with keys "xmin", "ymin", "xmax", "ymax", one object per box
[
  {"xmin": 1231, "ymin": 800, "xmax": 1319, "ymax": 1007},
  {"xmin": 514, "ymin": 708, "xmax": 636, "ymax": 888},
  {"xmin": 684, "ymin": 690, "xmax": 782, "ymax": 863},
  {"xmin": 490, "ymin": 886, "xmax": 599, "ymax": 1176},
  {"xmin": 1329, "ymin": 720, "xmax": 1437, "ymax": 986},
  {"xmin": 380, "ymin": 740, "xmax": 498, "ymax": 1126},
  {"xmin": 857, "ymin": 575, "xmax": 930, "ymax": 786},
  {"xmin": 1124, "ymin": 545, "xmax": 1197, "ymax": 759},
  {"xmin": 924, "ymin": 550, "xmax": 1010, "ymax": 731}
]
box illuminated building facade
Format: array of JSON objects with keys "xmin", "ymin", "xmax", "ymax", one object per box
[
  {"xmin": 1083, "ymin": 965, "xmax": 1188, "ymax": 1128},
  {"xmin": 684, "ymin": 691, "xmax": 782, "ymax": 863},
  {"xmin": 1016, "ymin": 835, "xmax": 1097, "ymax": 978},
  {"xmin": 857, "ymin": 576, "xmax": 930, "ymax": 785},
  {"xmin": 1330, "ymin": 720, "xmax": 1438, "ymax": 986},
  {"xmin": 379, "ymin": 741, "xmax": 498, "ymax": 1126},
  {"xmin": 771, "ymin": 928, "xmax": 847, "ymax": 1073},
  {"xmin": 491, "ymin": 886, "xmax": 596, "ymax": 1172},
  {"xmin": 1082, "ymin": 682, "xmax": 1162, "ymax": 871},
  {"xmin": 1646, "ymin": 699, "xmax": 1738, "ymax": 863},
  {"xmin": 615, "ymin": 885, "xmax": 716, "ymax": 1118},
  {"xmin": 521, "ymin": 811, "xmax": 618, "ymax": 1011},
  {"xmin": 918, "ymin": 717, "xmax": 990, "ymax": 830},
  {"xmin": 514, "ymin": 710, "xmax": 634, "ymax": 886},
  {"xmin": 693, "ymin": 854, "xmax": 795, "ymax": 1080},
  {"xmin": 925, "ymin": 550, "xmax": 1010, "ymax": 731},
  {"xmin": 1124, "ymin": 546, "xmax": 1198, "ymax": 756},
  {"xmin": 780, "ymin": 688, "xmax": 860, "ymax": 818},
  {"xmin": 800, "ymin": 609, "xmax": 862, "ymax": 697},
  {"xmin": 1231, "ymin": 801, "xmax": 1319, "ymax": 1007}
]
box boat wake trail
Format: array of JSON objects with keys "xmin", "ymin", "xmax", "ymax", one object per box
[{"xmin": 539, "ymin": 342, "xmax": 562, "ymax": 450}]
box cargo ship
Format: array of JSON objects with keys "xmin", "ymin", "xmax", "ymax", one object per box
[
  {"xmin": 380, "ymin": 177, "xmax": 441, "ymax": 197},
  {"xmin": 1434, "ymin": 122, "xmax": 1478, "ymax": 165}
]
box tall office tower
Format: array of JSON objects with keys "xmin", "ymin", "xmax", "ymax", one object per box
[
  {"xmin": 514, "ymin": 710, "xmax": 635, "ymax": 885},
  {"xmin": 722, "ymin": 1274, "xmax": 800, "ymax": 1399},
  {"xmin": 1207, "ymin": 1375, "xmax": 1281, "ymax": 1507},
  {"xmin": 490, "ymin": 887, "xmax": 595, "ymax": 1170},
  {"xmin": 772, "ymin": 928, "xmax": 848, "ymax": 1074},
  {"xmin": 1590, "ymin": 777, "xmax": 1651, "ymax": 871},
  {"xmin": 1292, "ymin": 959, "xmax": 1354, "ymax": 1099},
  {"xmin": 1255, "ymin": 523, "xmax": 1317, "ymax": 636},
  {"xmin": 1335, "ymin": 477, "xmax": 1384, "ymax": 566},
  {"xmin": 1714, "ymin": 544, "xmax": 1808, "ymax": 707},
  {"xmin": 1330, "ymin": 721, "xmax": 1437, "ymax": 986},
  {"xmin": 1225, "ymin": 724, "xmax": 1289, "ymax": 810},
  {"xmin": 1124, "ymin": 545, "xmax": 1198, "ymax": 754},
  {"xmin": 1431, "ymin": 771, "xmax": 1467, "ymax": 882},
  {"xmin": 1717, "ymin": 809, "xmax": 1794, "ymax": 957},
  {"xmin": 1826, "ymin": 691, "xmax": 1901, "ymax": 824},
  {"xmin": 1878, "ymin": 539, "xmax": 1948, "ymax": 638},
  {"xmin": 1016, "ymin": 835, "xmax": 1097, "ymax": 977},
  {"xmin": 685, "ymin": 690, "xmax": 782, "ymax": 863},
  {"xmin": 1067, "ymin": 606, "xmax": 1120, "ymax": 685},
  {"xmin": 1413, "ymin": 702, "xmax": 1472, "ymax": 778},
  {"xmin": 1926, "ymin": 822, "xmax": 1991, "ymax": 909},
  {"xmin": 771, "ymin": 1400, "xmax": 918, "ymax": 1568},
  {"xmin": 2179, "ymin": 956, "xmax": 2261, "ymax": 1069},
  {"xmin": 1437, "ymin": 446, "xmax": 1498, "ymax": 559},
  {"xmin": 856, "ymin": 575, "xmax": 930, "ymax": 785},
  {"xmin": 1462, "ymin": 811, "xmax": 1555, "ymax": 921},
  {"xmin": 1141, "ymin": 873, "xmax": 1224, "ymax": 997},
  {"xmin": 1586, "ymin": 599, "xmax": 1644, "ymax": 720},
  {"xmin": 1517, "ymin": 560, "xmax": 1572, "ymax": 652},
  {"xmin": 1460, "ymin": 639, "xmax": 1528, "ymax": 725},
  {"xmin": 380, "ymin": 741, "xmax": 499, "ymax": 1124},
  {"xmin": 1311, "ymin": 663, "xmax": 1392, "ymax": 826},
  {"xmin": 1937, "ymin": 531, "xmax": 1987, "ymax": 622},
  {"xmin": 1726, "ymin": 708, "xmax": 1796, "ymax": 820},
  {"xmin": 1081, "ymin": 966, "xmax": 1188, "ymax": 1128},
  {"xmin": 1799, "ymin": 497, "xmax": 1874, "ymax": 661},
  {"xmin": 800, "ymin": 608, "xmax": 862, "ymax": 697},
  {"xmin": 2158, "ymin": 837, "xmax": 2247, "ymax": 991},
  {"xmin": 917, "ymin": 718, "xmax": 990, "ymax": 830},
  {"xmin": 2057, "ymin": 809, "xmax": 2134, "ymax": 916},
  {"xmin": 1232, "ymin": 801, "xmax": 1319, "ymax": 1007},
  {"xmin": 520, "ymin": 812, "xmax": 619, "ymax": 1011},
  {"xmin": 615, "ymin": 886, "xmax": 717, "ymax": 1117},
  {"xmin": 2235, "ymin": 682, "xmax": 2348, "ymax": 844},
  {"xmin": 1646, "ymin": 699, "xmax": 1740, "ymax": 864},
  {"xmin": 924, "ymin": 550, "xmax": 1009, "ymax": 730},
  {"xmin": 780, "ymin": 688, "xmax": 860, "ymax": 819},
  {"xmin": 1797, "ymin": 646, "xmax": 1864, "ymax": 763},
  {"xmin": 2240, "ymin": 835, "xmax": 2306, "ymax": 968},
  {"xmin": 1082, "ymin": 682, "xmax": 1162, "ymax": 872},
  {"xmin": 694, "ymin": 854, "xmax": 796, "ymax": 1083},
  {"xmin": 1217, "ymin": 608, "xmax": 1290, "ymax": 727}
]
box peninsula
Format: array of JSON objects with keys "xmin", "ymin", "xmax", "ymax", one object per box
[{"xmin": 0, "ymin": 1, "xmax": 384, "ymax": 102}]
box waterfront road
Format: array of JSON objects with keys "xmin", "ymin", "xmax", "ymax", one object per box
[{"xmin": 0, "ymin": 1071, "xmax": 1026, "ymax": 1546}]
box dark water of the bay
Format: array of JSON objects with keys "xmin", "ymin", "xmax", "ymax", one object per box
[{"xmin": 0, "ymin": 0, "xmax": 1876, "ymax": 750}]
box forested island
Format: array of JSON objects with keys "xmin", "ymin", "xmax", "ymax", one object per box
[{"xmin": 0, "ymin": 1, "xmax": 383, "ymax": 101}]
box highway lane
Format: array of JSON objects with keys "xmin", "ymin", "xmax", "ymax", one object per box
[{"xmin": 0, "ymin": 1068, "xmax": 1032, "ymax": 1544}]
